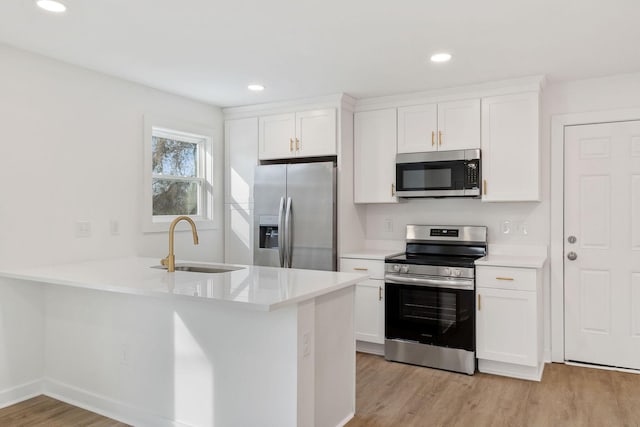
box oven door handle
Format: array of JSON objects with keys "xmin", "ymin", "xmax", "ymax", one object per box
[{"xmin": 385, "ymin": 274, "xmax": 474, "ymax": 290}]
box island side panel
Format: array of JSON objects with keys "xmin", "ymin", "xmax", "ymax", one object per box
[
  {"xmin": 43, "ymin": 285, "xmax": 300, "ymax": 427},
  {"xmin": 314, "ymin": 285, "xmax": 356, "ymax": 427},
  {"xmin": 0, "ymin": 279, "xmax": 44, "ymax": 407}
]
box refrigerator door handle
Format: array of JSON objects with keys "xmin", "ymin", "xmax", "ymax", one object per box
[
  {"xmin": 285, "ymin": 197, "xmax": 293, "ymax": 268},
  {"xmin": 278, "ymin": 197, "xmax": 285, "ymax": 267}
]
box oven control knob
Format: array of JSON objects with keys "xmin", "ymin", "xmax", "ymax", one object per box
[
  {"xmin": 453, "ymin": 269, "xmax": 462, "ymax": 277},
  {"xmin": 442, "ymin": 267, "xmax": 451, "ymax": 276},
  {"xmin": 392, "ymin": 264, "xmax": 401, "ymax": 272},
  {"xmin": 400, "ymin": 265, "xmax": 410, "ymax": 274}
]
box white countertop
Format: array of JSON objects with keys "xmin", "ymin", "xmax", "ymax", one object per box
[
  {"xmin": 475, "ymin": 254, "xmax": 547, "ymax": 269},
  {"xmin": 0, "ymin": 257, "xmax": 367, "ymax": 311},
  {"xmin": 341, "ymin": 249, "xmax": 403, "ymax": 260}
]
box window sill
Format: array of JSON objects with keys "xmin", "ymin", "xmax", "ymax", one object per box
[{"xmin": 142, "ymin": 218, "xmax": 218, "ymax": 234}]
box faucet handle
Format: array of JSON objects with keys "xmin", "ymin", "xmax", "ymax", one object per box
[{"xmin": 160, "ymin": 256, "xmax": 168, "ymax": 266}]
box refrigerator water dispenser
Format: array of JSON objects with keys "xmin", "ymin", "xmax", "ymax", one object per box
[{"xmin": 259, "ymin": 216, "xmax": 279, "ymax": 249}]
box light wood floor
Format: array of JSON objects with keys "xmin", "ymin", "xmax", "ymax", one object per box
[
  {"xmin": 0, "ymin": 395, "xmax": 128, "ymax": 427},
  {"xmin": 2, "ymin": 355, "xmax": 639, "ymax": 426},
  {"xmin": 348, "ymin": 352, "xmax": 640, "ymax": 427}
]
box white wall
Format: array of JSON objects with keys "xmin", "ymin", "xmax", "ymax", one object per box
[{"xmin": 0, "ymin": 43, "xmax": 224, "ymax": 269}]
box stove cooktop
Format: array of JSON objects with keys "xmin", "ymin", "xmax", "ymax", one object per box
[{"xmin": 385, "ymin": 253, "xmax": 483, "ymax": 269}]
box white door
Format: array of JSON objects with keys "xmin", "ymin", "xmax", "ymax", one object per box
[
  {"xmin": 397, "ymin": 104, "xmax": 438, "ymax": 153},
  {"xmin": 258, "ymin": 113, "xmax": 295, "ymax": 160},
  {"xmin": 295, "ymin": 109, "xmax": 336, "ymax": 157},
  {"xmin": 564, "ymin": 120, "xmax": 640, "ymax": 370},
  {"xmin": 354, "ymin": 280, "xmax": 385, "ymax": 344},
  {"xmin": 354, "ymin": 108, "xmax": 398, "ymax": 203},
  {"xmin": 436, "ymin": 99, "xmax": 480, "ymax": 151}
]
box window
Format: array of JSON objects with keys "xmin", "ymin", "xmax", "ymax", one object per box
[{"xmin": 144, "ymin": 116, "xmax": 216, "ymax": 232}]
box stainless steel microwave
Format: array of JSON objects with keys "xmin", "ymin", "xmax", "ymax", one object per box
[{"xmin": 395, "ymin": 149, "xmax": 481, "ymax": 198}]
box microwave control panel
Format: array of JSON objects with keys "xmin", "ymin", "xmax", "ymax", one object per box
[{"xmin": 464, "ymin": 160, "xmax": 480, "ymax": 189}]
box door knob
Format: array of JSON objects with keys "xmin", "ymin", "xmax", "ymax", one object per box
[
  {"xmin": 568, "ymin": 235, "xmax": 577, "ymax": 244},
  {"xmin": 567, "ymin": 252, "xmax": 578, "ymax": 261}
]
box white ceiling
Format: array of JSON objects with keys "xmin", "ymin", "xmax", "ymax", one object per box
[{"xmin": 1, "ymin": 0, "xmax": 639, "ymax": 107}]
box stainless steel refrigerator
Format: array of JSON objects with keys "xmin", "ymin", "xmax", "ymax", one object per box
[{"xmin": 253, "ymin": 161, "xmax": 336, "ymax": 271}]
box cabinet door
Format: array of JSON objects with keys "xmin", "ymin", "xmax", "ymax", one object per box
[
  {"xmin": 224, "ymin": 204, "xmax": 253, "ymax": 265},
  {"xmin": 354, "ymin": 109, "xmax": 398, "ymax": 203},
  {"xmin": 397, "ymin": 104, "xmax": 438, "ymax": 153},
  {"xmin": 476, "ymin": 287, "xmax": 537, "ymax": 366},
  {"xmin": 354, "ymin": 279, "xmax": 385, "ymax": 344},
  {"xmin": 259, "ymin": 113, "xmax": 296, "ymax": 160},
  {"xmin": 225, "ymin": 118, "xmax": 258, "ymax": 205},
  {"xmin": 295, "ymin": 109, "xmax": 336, "ymax": 157},
  {"xmin": 481, "ymin": 92, "xmax": 539, "ymax": 201},
  {"xmin": 437, "ymin": 99, "xmax": 480, "ymax": 151}
]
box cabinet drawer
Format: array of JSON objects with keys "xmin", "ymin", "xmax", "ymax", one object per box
[
  {"xmin": 477, "ymin": 266, "xmax": 537, "ymax": 291},
  {"xmin": 340, "ymin": 258, "xmax": 385, "ymax": 280}
]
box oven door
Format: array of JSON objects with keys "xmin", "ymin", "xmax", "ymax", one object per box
[{"xmin": 385, "ymin": 279, "xmax": 475, "ymax": 351}]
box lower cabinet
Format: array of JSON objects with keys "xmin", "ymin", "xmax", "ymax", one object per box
[
  {"xmin": 340, "ymin": 257, "xmax": 386, "ymax": 351},
  {"xmin": 354, "ymin": 279, "xmax": 385, "ymax": 344},
  {"xmin": 476, "ymin": 265, "xmax": 543, "ymax": 381}
]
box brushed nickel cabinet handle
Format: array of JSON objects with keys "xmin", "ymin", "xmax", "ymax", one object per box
[
  {"xmin": 295, "ymin": 137, "xmax": 300, "ymax": 151},
  {"xmin": 438, "ymin": 130, "xmax": 442, "ymax": 146},
  {"xmin": 353, "ymin": 267, "xmax": 369, "ymax": 271},
  {"xmin": 483, "ymin": 179, "xmax": 487, "ymax": 195},
  {"xmin": 289, "ymin": 138, "xmax": 293, "ymax": 152},
  {"xmin": 496, "ymin": 277, "xmax": 514, "ymax": 281},
  {"xmin": 431, "ymin": 131, "xmax": 435, "ymax": 146},
  {"xmin": 379, "ymin": 286, "xmax": 382, "ymax": 301},
  {"xmin": 391, "ymin": 183, "xmax": 395, "ymax": 197},
  {"xmin": 478, "ymin": 294, "xmax": 481, "ymax": 310}
]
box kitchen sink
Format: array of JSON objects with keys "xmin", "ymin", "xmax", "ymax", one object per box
[{"xmin": 151, "ymin": 264, "xmax": 245, "ymax": 274}]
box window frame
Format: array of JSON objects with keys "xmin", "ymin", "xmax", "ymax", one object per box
[{"xmin": 143, "ymin": 115, "xmax": 216, "ymax": 233}]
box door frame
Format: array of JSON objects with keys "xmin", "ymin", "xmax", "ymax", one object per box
[{"xmin": 550, "ymin": 107, "xmax": 640, "ymax": 362}]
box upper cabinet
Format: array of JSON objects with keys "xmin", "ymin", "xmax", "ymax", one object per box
[
  {"xmin": 354, "ymin": 108, "xmax": 398, "ymax": 204},
  {"xmin": 258, "ymin": 108, "xmax": 336, "ymax": 160},
  {"xmin": 481, "ymin": 92, "xmax": 540, "ymax": 202},
  {"xmin": 397, "ymin": 99, "xmax": 480, "ymax": 154}
]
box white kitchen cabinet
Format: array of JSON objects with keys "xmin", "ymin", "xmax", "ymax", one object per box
[
  {"xmin": 476, "ymin": 265, "xmax": 543, "ymax": 381},
  {"xmin": 397, "ymin": 99, "xmax": 480, "ymax": 154},
  {"xmin": 354, "ymin": 108, "xmax": 398, "ymax": 203},
  {"xmin": 354, "ymin": 279, "xmax": 385, "ymax": 344},
  {"xmin": 258, "ymin": 109, "xmax": 336, "ymax": 160},
  {"xmin": 340, "ymin": 257, "xmax": 386, "ymax": 347},
  {"xmin": 224, "ymin": 204, "xmax": 253, "ymax": 265},
  {"xmin": 225, "ymin": 117, "xmax": 258, "ymax": 204},
  {"xmin": 481, "ymin": 92, "xmax": 540, "ymax": 201}
]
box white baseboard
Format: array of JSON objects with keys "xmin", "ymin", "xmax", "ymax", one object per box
[
  {"xmin": 43, "ymin": 378, "xmax": 190, "ymax": 427},
  {"xmin": 336, "ymin": 411, "xmax": 354, "ymax": 427},
  {"xmin": 356, "ymin": 341, "xmax": 384, "ymax": 356},
  {"xmin": 0, "ymin": 379, "xmax": 44, "ymax": 409},
  {"xmin": 478, "ymin": 359, "xmax": 544, "ymax": 382}
]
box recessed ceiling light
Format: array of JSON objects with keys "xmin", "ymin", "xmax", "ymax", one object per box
[
  {"xmin": 36, "ymin": 0, "xmax": 67, "ymax": 13},
  {"xmin": 430, "ymin": 53, "xmax": 452, "ymax": 63},
  {"xmin": 247, "ymin": 84, "xmax": 265, "ymax": 92}
]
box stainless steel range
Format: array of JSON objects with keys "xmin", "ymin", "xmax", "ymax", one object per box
[{"xmin": 384, "ymin": 225, "xmax": 487, "ymax": 375}]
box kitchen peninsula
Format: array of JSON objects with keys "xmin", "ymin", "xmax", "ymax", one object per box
[{"xmin": 0, "ymin": 257, "xmax": 366, "ymax": 427}]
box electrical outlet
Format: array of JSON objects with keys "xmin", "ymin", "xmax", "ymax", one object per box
[
  {"xmin": 500, "ymin": 220, "xmax": 511, "ymax": 235},
  {"xmin": 120, "ymin": 343, "xmax": 129, "ymax": 365},
  {"xmin": 75, "ymin": 221, "xmax": 91, "ymax": 238},
  {"xmin": 303, "ymin": 332, "xmax": 311, "ymax": 358},
  {"xmin": 383, "ymin": 218, "xmax": 393, "ymax": 233},
  {"xmin": 110, "ymin": 220, "xmax": 120, "ymax": 236}
]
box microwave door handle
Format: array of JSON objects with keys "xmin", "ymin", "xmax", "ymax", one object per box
[
  {"xmin": 285, "ymin": 197, "xmax": 293, "ymax": 268},
  {"xmin": 278, "ymin": 197, "xmax": 285, "ymax": 268}
]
